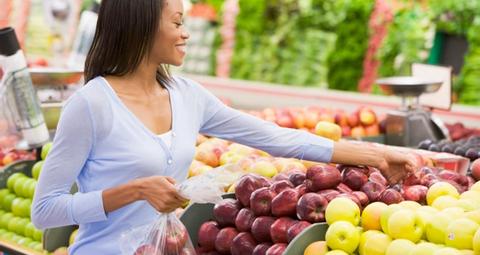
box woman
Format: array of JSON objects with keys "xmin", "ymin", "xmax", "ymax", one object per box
[{"xmin": 31, "ymin": 0, "xmax": 415, "ymax": 254}]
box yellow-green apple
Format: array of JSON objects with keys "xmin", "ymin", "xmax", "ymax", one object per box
[
  {"xmin": 296, "ymin": 193, "xmax": 328, "ymax": 223},
  {"xmin": 399, "ymin": 200, "xmax": 422, "ymax": 211},
  {"xmin": 426, "ymin": 211, "xmax": 454, "ymax": 244},
  {"xmin": 265, "ymin": 243, "xmax": 287, "ymax": 255},
  {"xmin": 235, "ymin": 208, "xmax": 255, "ymax": 232},
  {"xmin": 361, "ymin": 202, "xmax": 388, "ymax": 231},
  {"xmin": 248, "ymin": 161, "xmax": 278, "ymax": 178},
  {"xmin": 359, "ymin": 230, "xmax": 383, "ymax": 255},
  {"xmin": 231, "ymin": 232, "xmax": 257, "ymax": 255},
  {"xmin": 473, "ymin": 227, "xmax": 480, "ymax": 254},
  {"xmin": 69, "ymin": 229, "xmax": 78, "ymax": 245},
  {"xmin": 427, "ymin": 182, "xmax": 460, "ymax": 205},
  {"xmin": 251, "ymin": 216, "xmax": 276, "ymax": 243},
  {"xmin": 303, "ymin": 240, "xmax": 328, "ymax": 255},
  {"xmin": 409, "ymin": 242, "xmax": 440, "ymax": 255},
  {"xmin": 380, "ymin": 204, "xmax": 405, "ymax": 234},
  {"xmin": 363, "ymin": 232, "xmax": 392, "ymax": 255},
  {"xmin": 325, "ymin": 197, "xmax": 360, "ymax": 226},
  {"xmin": 213, "ymin": 198, "xmax": 241, "ymax": 227},
  {"xmin": 359, "ymin": 107, "xmax": 377, "ymax": 126},
  {"xmin": 228, "ymin": 143, "xmax": 255, "ymax": 155},
  {"xmin": 433, "ymin": 247, "xmax": 462, "ymax": 255},
  {"xmin": 431, "ymin": 195, "xmax": 459, "ymax": 210},
  {"xmin": 460, "ymin": 190, "xmax": 480, "ymax": 203},
  {"xmin": 444, "ymin": 218, "xmax": 479, "ymax": 249},
  {"xmin": 235, "ymin": 173, "xmax": 270, "ymax": 207},
  {"xmin": 41, "ymin": 142, "xmax": 53, "ymax": 160},
  {"xmin": 465, "ymin": 209, "xmax": 480, "ymax": 224},
  {"xmin": 215, "ymin": 227, "xmax": 239, "ymax": 254},
  {"xmin": 457, "ymin": 198, "xmax": 480, "ymax": 211},
  {"xmin": 385, "ymin": 239, "xmax": 416, "ymax": 255},
  {"xmin": 387, "ymin": 209, "xmax": 423, "ymax": 243},
  {"xmin": 271, "ymin": 189, "xmax": 299, "ymax": 217},
  {"xmin": 441, "ymin": 207, "xmax": 465, "ymax": 219},
  {"xmin": 198, "ymin": 221, "xmax": 220, "ymax": 250},
  {"xmin": 315, "ymin": 121, "xmax": 342, "ymax": 141},
  {"xmin": 219, "ymin": 151, "xmax": 244, "ymax": 165},
  {"xmin": 459, "ymin": 249, "xmax": 474, "ymax": 255},
  {"xmin": 318, "ymin": 112, "xmax": 335, "ymax": 123},
  {"xmin": 325, "ymin": 221, "xmax": 360, "ymax": 253},
  {"xmin": 250, "ymin": 187, "xmax": 276, "ymax": 216},
  {"xmin": 306, "ymin": 165, "xmax": 341, "ymax": 192},
  {"xmin": 471, "ymin": 181, "xmax": 480, "ymax": 192},
  {"xmin": 270, "ymin": 217, "xmax": 297, "ymax": 243},
  {"xmin": 416, "ymin": 206, "xmax": 438, "ymax": 239},
  {"xmin": 253, "ymin": 243, "xmax": 272, "ymax": 255},
  {"xmin": 287, "ymin": 221, "xmax": 311, "ymax": 243},
  {"xmin": 325, "ymin": 250, "xmax": 348, "ymax": 255}
]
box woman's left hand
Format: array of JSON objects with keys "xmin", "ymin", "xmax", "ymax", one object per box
[{"xmin": 377, "ymin": 148, "xmax": 417, "ymax": 184}]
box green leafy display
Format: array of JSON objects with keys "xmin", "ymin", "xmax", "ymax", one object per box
[
  {"xmin": 457, "ymin": 17, "xmax": 480, "ymax": 105},
  {"xmin": 428, "ymin": 0, "xmax": 479, "ymax": 35}
]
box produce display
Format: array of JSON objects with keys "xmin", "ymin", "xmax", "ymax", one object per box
[{"xmin": 0, "ymin": 149, "xmax": 36, "ymax": 169}]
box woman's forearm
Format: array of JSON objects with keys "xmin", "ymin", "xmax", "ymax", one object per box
[
  {"xmin": 330, "ymin": 141, "xmax": 384, "ymax": 168},
  {"xmin": 102, "ymin": 180, "xmax": 142, "ymax": 213}
]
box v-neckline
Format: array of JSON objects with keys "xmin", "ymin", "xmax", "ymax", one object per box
[{"xmin": 99, "ymin": 76, "xmax": 176, "ymax": 138}]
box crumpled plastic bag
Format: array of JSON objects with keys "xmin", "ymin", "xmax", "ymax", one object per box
[{"xmin": 120, "ymin": 164, "xmax": 244, "ymax": 255}]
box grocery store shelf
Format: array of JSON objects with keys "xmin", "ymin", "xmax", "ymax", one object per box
[
  {"xmin": 183, "ymin": 73, "xmax": 480, "ymax": 127},
  {"xmin": 0, "ymin": 240, "xmax": 43, "ymax": 255}
]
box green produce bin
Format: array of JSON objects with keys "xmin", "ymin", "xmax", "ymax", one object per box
[{"xmin": 180, "ymin": 193, "xmax": 328, "ymax": 255}]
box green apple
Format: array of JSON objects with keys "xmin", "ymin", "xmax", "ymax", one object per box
[
  {"xmin": 31, "ymin": 161, "xmax": 44, "ymax": 180},
  {"xmin": 387, "ymin": 209, "xmax": 423, "ymax": 243},
  {"xmin": 426, "ymin": 212, "xmax": 453, "ymax": 244},
  {"xmin": 325, "ymin": 221, "xmax": 360, "ymax": 253},
  {"xmin": 427, "ymin": 182, "xmax": 460, "ymax": 205},
  {"xmin": 2, "ymin": 231, "xmax": 15, "ymax": 240},
  {"xmin": 11, "ymin": 197, "xmax": 23, "ymax": 217},
  {"xmin": 7, "ymin": 173, "xmax": 26, "ymax": 192},
  {"xmin": 325, "ymin": 250, "xmax": 348, "ymax": 255},
  {"xmin": 359, "ymin": 230, "xmax": 383, "ymax": 255},
  {"xmin": 460, "ymin": 190, "xmax": 480, "ymax": 203},
  {"xmin": 24, "ymin": 222, "xmax": 35, "ymax": 238},
  {"xmin": 27, "ymin": 180, "xmax": 36, "ymax": 199},
  {"xmin": 14, "ymin": 217, "xmax": 29, "ymax": 235},
  {"xmin": 399, "ymin": 201, "xmax": 421, "ymax": 211},
  {"xmin": 0, "ymin": 212, "xmax": 14, "ymax": 229},
  {"xmin": 2, "ymin": 193, "xmax": 16, "ymax": 211},
  {"xmin": 247, "ymin": 160, "xmax": 278, "ymax": 178},
  {"xmin": 363, "ymin": 232, "xmax": 392, "ymax": 255},
  {"xmin": 385, "ymin": 239, "xmax": 416, "ymax": 255},
  {"xmin": 409, "ymin": 242, "xmax": 440, "ymax": 255},
  {"xmin": 433, "ymin": 247, "xmax": 462, "ymax": 255},
  {"xmin": 33, "ymin": 242, "xmax": 43, "ymax": 251},
  {"xmin": 33, "ymin": 228, "xmax": 43, "ymax": 241},
  {"xmin": 326, "ymin": 197, "xmax": 361, "ymax": 226},
  {"xmin": 444, "ymin": 218, "xmax": 479, "ymax": 250},
  {"xmin": 431, "ymin": 195, "xmax": 458, "ymax": 210},
  {"xmin": 361, "ymin": 202, "xmax": 388, "ymax": 231},
  {"xmin": 28, "ymin": 241, "xmax": 40, "ymax": 249},
  {"xmin": 473, "ymin": 227, "xmax": 480, "ymax": 254},
  {"xmin": 17, "ymin": 237, "xmax": 33, "ymax": 246},
  {"xmin": 0, "ymin": 189, "xmax": 10, "ymax": 208},
  {"xmin": 13, "ymin": 176, "xmax": 28, "ymax": 197},
  {"xmin": 7, "ymin": 216, "xmax": 21, "ymax": 233},
  {"xmin": 41, "ymin": 142, "xmax": 52, "ymax": 160},
  {"xmin": 380, "ymin": 204, "xmax": 404, "ymax": 235},
  {"xmin": 21, "ymin": 179, "xmax": 35, "ymax": 199},
  {"xmin": 20, "ymin": 198, "xmax": 31, "ymax": 218},
  {"xmin": 11, "ymin": 234, "xmax": 21, "ymax": 243}
]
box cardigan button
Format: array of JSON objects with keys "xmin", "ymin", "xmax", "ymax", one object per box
[{"xmin": 167, "ymin": 159, "xmax": 173, "ymax": 165}]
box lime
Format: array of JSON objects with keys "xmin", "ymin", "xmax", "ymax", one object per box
[
  {"xmin": 41, "ymin": 142, "xmax": 52, "ymax": 160},
  {"xmin": 31, "ymin": 161, "xmax": 44, "ymax": 180}
]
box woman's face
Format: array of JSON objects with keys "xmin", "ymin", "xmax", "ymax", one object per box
[{"xmin": 152, "ymin": 0, "xmax": 189, "ymax": 66}]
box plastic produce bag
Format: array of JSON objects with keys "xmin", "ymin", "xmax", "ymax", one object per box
[{"xmin": 120, "ymin": 164, "xmax": 244, "ymax": 255}]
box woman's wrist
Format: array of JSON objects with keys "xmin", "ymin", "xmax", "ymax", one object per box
[{"xmin": 130, "ymin": 179, "xmax": 145, "ymax": 201}]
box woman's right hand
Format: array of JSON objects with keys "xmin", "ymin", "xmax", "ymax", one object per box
[{"xmin": 135, "ymin": 176, "xmax": 187, "ymax": 213}]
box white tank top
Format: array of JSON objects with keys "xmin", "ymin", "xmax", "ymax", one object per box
[{"xmin": 157, "ymin": 130, "xmax": 172, "ymax": 149}]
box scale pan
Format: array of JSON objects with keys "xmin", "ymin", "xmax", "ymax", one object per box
[
  {"xmin": 376, "ymin": 76, "xmax": 443, "ymax": 97},
  {"xmin": 29, "ymin": 67, "xmax": 83, "ymax": 86}
]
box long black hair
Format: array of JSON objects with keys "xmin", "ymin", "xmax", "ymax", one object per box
[{"xmin": 84, "ymin": 0, "xmax": 170, "ymax": 87}]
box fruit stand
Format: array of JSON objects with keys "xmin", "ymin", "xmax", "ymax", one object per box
[{"xmin": 1, "ymin": 0, "xmax": 480, "ymax": 255}]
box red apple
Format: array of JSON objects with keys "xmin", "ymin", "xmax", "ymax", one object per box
[
  {"xmin": 417, "ymin": 166, "xmax": 436, "ymax": 179},
  {"xmin": 334, "ymin": 111, "xmax": 348, "ymax": 127},
  {"xmin": 403, "ymin": 173, "xmax": 421, "ymax": 186},
  {"xmin": 420, "ymin": 173, "xmax": 439, "ymax": 187},
  {"xmin": 165, "ymin": 223, "xmax": 189, "ymax": 254},
  {"xmin": 253, "ymin": 243, "xmax": 273, "ymax": 255},
  {"xmin": 336, "ymin": 183, "xmax": 353, "ymax": 193},
  {"xmin": 336, "ymin": 193, "xmax": 362, "ymax": 208},
  {"xmin": 250, "ymin": 187, "xmax": 276, "ymax": 216},
  {"xmin": 296, "ymin": 192, "xmax": 328, "ymax": 223},
  {"xmin": 235, "ymin": 208, "xmax": 255, "ymax": 232},
  {"xmin": 342, "ymin": 169, "xmax": 368, "ymax": 190},
  {"xmin": 134, "ymin": 244, "xmax": 156, "ymax": 255},
  {"xmin": 368, "ymin": 171, "xmax": 388, "ymax": 186},
  {"xmin": 402, "ymin": 185, "xmax": 428, "ymax": 204},
  {"xmin": 379, "ymin": 188, "xmax": 404, "ymax": 205},
  {"xmin": 467, "ymin": 176, "xmax": 476, "ymax": 189},
  {"xmin": 215, "ymin": 227, "xmax": 239, "ymax": 254},
  {"xmin": 295, "ymin": 184, "xmax": 307, "ymax": 197},
  {"xmin": 364, "ymin": 124, "xmax": 380, "ymax": 136},
  {"xmin": 347, "ymin": 112, "xmax": 359, "ymax": 127},
  {"xmin": 287, "ymin": 221, "xmax": 311, "ymax": 243},
  {"xmin": 361, "ymin": 181, "xmax": 386, "ymax": 202},
  {"xmin": 270, "ymin": 217, "xmax": 297, "ymax": 243},
  {"xmin": 235, "ymin": 174, "xmax": 270, "ymax": 207},
  {"xmin": 316, "ymin": 189, "xmax": 340, "ymax": 201},
  {"xmin": 270, "ymin": 180, "xmax": 294, "ymax": 194},
  {"xmin": 472, "ymin": 158, "xmax": 480, "ymax": 181},
  {"xmin": 342, "ymin": 126, "xmax": 352, "ymax": 137},
  {"xmin": 271, "ymin": 189, "xmax": 299, "ymax": 217},
  {"xmin": 251, "ymin": 216, "xmax": 276, "ymax": 243},
  {"xmin": 213, "ymin": 198, "xmax": 241, "ymax": 227},
  {"xmin": 266, "ymin": 243, "xmax": 287, "ymax": 255},
  {"xmin": 351, "ymin": 191, "xmax": 369, "ymax": 207},
  {"xmin": 231, "ymin": 232, "xmax": 257, "ymax": 255},
  {"xmin": 305, "ymin": 165, "xmax": 341, "ymax": 192},
  {"xmin": 288, "ymin": 172, "xmax": 306, "ymax": 187},
  {"xmin": 198, "ymin": 221, "xmax": 221, "ymax": 251},
  {"xmin": 271, "ymin": 173, "xmax": 289, "ymax": 182}
]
